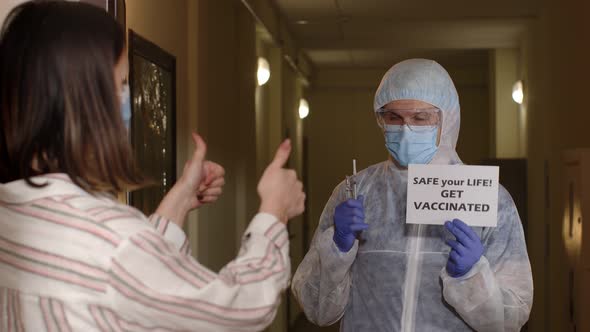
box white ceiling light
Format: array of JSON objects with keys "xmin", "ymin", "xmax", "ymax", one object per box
[
  {"xmin": 257, "ymin": 57, "xmax": 270, "ymax": 86},
  {"xmin": 298, "ymin": 98, "xmax": 309, "ymax": 119},
  {"xmin": 512, "ymin": 80, "xmax": 524, "ymax": 105}
]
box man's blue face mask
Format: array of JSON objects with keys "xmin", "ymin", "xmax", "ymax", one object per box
[
  {"xmin": 384, "ymin": 124, "xmax": 439, "ymax": 167},
  {"xmin": 120, "ymin": 84, "xmax": 131, "ymax": 130}
]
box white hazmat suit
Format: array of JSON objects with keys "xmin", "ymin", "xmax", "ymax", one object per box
[{"xmin": 292, "ymin": 59, "xmax": 533, "ymax": 332}]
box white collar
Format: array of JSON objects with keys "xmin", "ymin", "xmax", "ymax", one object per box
[{"xmin": 0, "ymin": 173, "xmax": 92, "ymax": 204}]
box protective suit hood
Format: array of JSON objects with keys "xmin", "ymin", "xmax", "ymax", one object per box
[{"xmin": 374, "ymin": 59, "xmax": 462, "ymax": 165}]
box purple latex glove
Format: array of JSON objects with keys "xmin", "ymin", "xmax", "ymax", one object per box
[
  {"xmin": 333, "ymin": 196, "xmax": 369, "ymax": 252},
  {"xmin": 445, "ymin": 219, "xmax": 484, "ymax": 278}
]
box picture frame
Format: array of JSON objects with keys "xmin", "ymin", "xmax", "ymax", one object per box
[
  {"xmin": 127, "ymin": 30, "xmax": 177, "ymax": 215},
  {"xmin": 79, "ymin": 0, "xmax": 126, "ymax": 28}
]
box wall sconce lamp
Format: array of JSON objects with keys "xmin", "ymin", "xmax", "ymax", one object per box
[
  {"xmin": 298, "ymin": 98, "xmax": 309, "ymax": 119},
  {"xmin": 257, "ymin": 57, "xmax": 270, "ymax": 86},
  {"xmin": 512, "ymin": 80, "xmax": 524, "ymax": 105}
]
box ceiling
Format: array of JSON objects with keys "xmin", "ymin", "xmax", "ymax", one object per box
[{"xmin": 274, "ymin": 0, "xmax": 540, "ymax": 68}]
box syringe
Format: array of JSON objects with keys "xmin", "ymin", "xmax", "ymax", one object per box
[
  {"xmin": 345, "ymin": 159, "xmax": 358, "ymax": 200},
  {"xmin": 352, "ymin": 159, "xmax": 357, "ymax": 199}
]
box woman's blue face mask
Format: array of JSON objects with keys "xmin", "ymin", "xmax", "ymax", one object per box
[{"xmin": 120, "ymin": 84, "xmax": 131, "ymax": 130}]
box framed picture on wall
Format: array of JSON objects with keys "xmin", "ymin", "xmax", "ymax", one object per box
[
  {"xmin": 127, "ymin": 30, "xmax": 177, "ymax": 216},
  {"xmin": 79, "ymin": 0, "xmax": 126, "ymax": 27}
]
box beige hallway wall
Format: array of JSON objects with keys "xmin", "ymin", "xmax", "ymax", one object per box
[
  {"xmin": 522, "ymin": 0, "xmax": 590, "ymax": 330},
  {"xmin": 490, "ymin": 48, "xmax": 523, "ymax": 159},
  {"xmin": 127, "ymin": 0, "xmax": 260, "ymax": 272},
  {"xmin": 0, "ymin": 0, "xmax": 28, "ymax": 24},
  {"xmin": 189, "ymin": 0, "xmax": 259, "ymax": 271},
  {"xmin": 126, "ymin": 0, "xmax": 197, "ymax": 247}
]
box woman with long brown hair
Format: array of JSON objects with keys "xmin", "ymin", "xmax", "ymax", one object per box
[{"xmin": 0, "ymin": 1, "xmax": 305, "ymax": 331}]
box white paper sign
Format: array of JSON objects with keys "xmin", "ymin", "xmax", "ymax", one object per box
[{"xmin": 406, "ymin": 164, "xmax": 499, "ymax": 227}]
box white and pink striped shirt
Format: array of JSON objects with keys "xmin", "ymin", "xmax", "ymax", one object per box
[{"xmin": 0, "ymin": 174, "xmax": 290, "ymax": 331}]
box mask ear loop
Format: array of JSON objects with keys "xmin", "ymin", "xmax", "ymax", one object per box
[{"xmin": 435, "ymin": 109, "xmax": 443, "ymax": 147}]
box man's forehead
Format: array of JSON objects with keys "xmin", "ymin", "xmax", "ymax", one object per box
[{"xmin": 383, "ymin": 99, "xmax": 434, "ymax": 109}]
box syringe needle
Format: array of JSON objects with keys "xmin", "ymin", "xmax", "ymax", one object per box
[{"xmin": 352, "ymin": 159, "xmax": 358, "ymax": 199}]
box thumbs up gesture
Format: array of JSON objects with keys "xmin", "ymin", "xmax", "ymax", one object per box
[
  {"xmin": 178, "ymin": 133, "xmax": 225, "ymax": 210},
  {"xmin": 257, "ymin": 139, "xmax": 306, "ymax": 224},
  {"xmin": 156, "ymin": 133, "xmax": 225, "ymax": 226}
]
